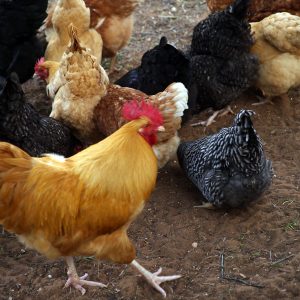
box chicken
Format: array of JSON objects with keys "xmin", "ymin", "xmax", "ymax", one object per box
[
  {"xmin": 250, "ymin": 13, "xmax": 300, "ymax": 108},
  {"xmin": 115, "ymin": 36, "xmax": 190, "ymax": 95},
  {"xmin": 88, "ymin": 0, "xmax": 139, "ymax": 72},
  {"xmin": 38, "ymin": 25, "xmax": 109, "ymax": 143},
  {"xmin": 177, "ymin": 110, "xmax": 273, "ymax": 208},
  {"xmin": 0, "ymin": 0, "xmax": 48, "ymax": 83},
  {"xmin": 94, "ymin": 82, "xmax": 188, "ymax": 168},
  {"xmin": 0, "ymin": 100, "xmax": 181, "ymax": 297},
  {"xmin": 46, "ymin": 0, "xmax": 139, "ymax": 72},
  {"xmin": 36, "ymin": 28, "xmax": 189, "ymax": 167},
  {"xmin": 0, "ymin": 73, "xmax": 80, "ymax": 157},
  {"xmin": 206, "ymin": 0, "xmax": 300, "ymax": 22},
  {"xmin": 189, "ymin": 0, "xmax": 259, "ymax": 127},
  {"xmin": 34, "ymin": 57, "xmax": 60, "ymax": 85},
  {"xmin": 44, "ymin": 0, "xmax": 103, "ymax": 63}
]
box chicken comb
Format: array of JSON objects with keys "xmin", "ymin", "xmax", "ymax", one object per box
[
  {"xmin": 122, "ymin": 100, "xmax": 163, "ymax": 126},
  {"xmin": 34, "ymin": 57, "xmax": 45, "ymax": 71}
]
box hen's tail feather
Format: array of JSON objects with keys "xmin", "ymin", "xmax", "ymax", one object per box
[
  {"xmin": 67, "ymin": 24, "xmax": 84, "ymax": 53},
  {"xmin": 227, "ymin": 0, "xmax": 251, "ymax": 20},
  {"xmin": 152, "ymin": 82, "xmax": 189, "ymax": 118}
]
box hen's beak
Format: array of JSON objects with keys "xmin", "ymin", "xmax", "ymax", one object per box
[{"xmin": 157, "ymin": 126, "xmax": 165, "ymax": 132}]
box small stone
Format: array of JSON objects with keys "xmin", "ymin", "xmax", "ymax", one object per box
[
  {"xmin": 192, "ymin": 242, "xmax": 198, "ymax": 248},
  {"xmin": 47, "ymin": 274, "xmax": 52, "ymax": 279},
  {"xmin": 171, "ymin": 6, "xmax": 177, "ymax": 12}
]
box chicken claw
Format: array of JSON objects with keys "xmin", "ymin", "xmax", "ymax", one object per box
[
  {"xmin": 131, "ymin": 259, "xmax": 182, "ymax": 298},
  {"xmin": 191, "ymin": 106, "xmax": 234, "ymax": 127},
  {"xmin": 64, "ymin": 257, "xmax": 107, "ymax": 295}
]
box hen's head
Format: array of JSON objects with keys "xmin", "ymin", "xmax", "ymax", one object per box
[
  {"xmin": 122, "ymin": 100, "xmax": 164, "ymax": 145},
  {"xmin": 34, "ymin": 57, "xmax": 48, "ymax": 80}
]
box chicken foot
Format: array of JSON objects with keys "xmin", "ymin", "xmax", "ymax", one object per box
[
  {"xmin": 194, "ymin": 202, "xmax": 217, "ymax": 210},
  {"xmin": 64, "ymin": 256, "xmax": 107, "ymax": 295},
  {"xmin": 191, "ymin": 106, "xmax": 234, "ymax": 127},
  {"xmin": 131, "ymin": 259, "xmax": 181, "ymax": 298},
  {"xmin": 252, "ymin": 96, "xmax": 274, "ymax": 106}
]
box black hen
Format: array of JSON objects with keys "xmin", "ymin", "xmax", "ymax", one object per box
[
  {"xmin": 0, "ymin": 0, "xmax": 48, "ymax": 83},
  {"xmin": 115, "ymin": 36, "xmax": 190, "ymax": 95},
  {"xmin": 177, "ymin": 110, "xmax": 273, "ymax": 208},
  {"xmin": 0, "ymin": 73, "xmax": 81, "ymax": 157},
  {"xmin": 189, "ymin": 0, "xmax": 259, "ymax": 122}
]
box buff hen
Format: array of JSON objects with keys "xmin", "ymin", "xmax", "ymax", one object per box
[
  {"xmin": 250, "ymin": 12, "xmax": 300, "ymax": 110},
  {"xmin": 46, "ymin": 0, "xmax": 139, "ymax": 72},
  {"xmin": 45, "ymin": 0, "xmax": 103, "ymax": 63}
]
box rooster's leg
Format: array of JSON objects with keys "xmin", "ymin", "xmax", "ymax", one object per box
[
  {"xmin": 64, "ymin": 256, "xmax": 107, "ymax": 295},
  {"xmin": 131, "ymin": 259, "xmax": 181, "ymax": 298},
  {"xmin": 191, "ymin": 105, "xmax": 234, "ymax": 127}
]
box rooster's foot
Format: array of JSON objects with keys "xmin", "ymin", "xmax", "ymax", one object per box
[
  {"xmin": 131, "ymin": 260, "xmax": 181, "ymax": 298},
  {"xmin": 64, "ymin": 257, "xmax": 107, "ymax": 295}
]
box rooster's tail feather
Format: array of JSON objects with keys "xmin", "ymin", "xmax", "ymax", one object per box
[{"xmin": 0, "ymin": 142, "xmax": 32, "ymax": 177}]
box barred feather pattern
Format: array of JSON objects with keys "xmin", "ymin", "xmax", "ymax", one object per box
[{"xmin": 177, "ymin": 110, "xmax": 273, "ymax": 207}]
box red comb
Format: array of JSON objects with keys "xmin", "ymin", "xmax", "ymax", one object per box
[
  {"xmin": 122, "ymin": 100, "xmax": 163, "ymax": 125},
  {"xmin": 34, "ymin": 57, "xmax": 45, "ymax": 71}
]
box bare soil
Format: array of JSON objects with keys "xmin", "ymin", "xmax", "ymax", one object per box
[{"xmin": 1, "ymin": 1, "xmax": 300, "ymax": 299}]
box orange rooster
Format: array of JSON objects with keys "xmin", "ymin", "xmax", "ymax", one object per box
[
  {"xmin": 0, "ymin": 100, "xmax": 181, "ymax": 297},
  {"xmin": 46, "ymin": 0, "xmax": 139, "ymax": 72}
]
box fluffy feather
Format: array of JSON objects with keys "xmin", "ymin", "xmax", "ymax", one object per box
[
  {"xmin": 0, "ymin": 0, "xmax": 48, "ymax": 83},
  {"xmin": 177, "ymin": 110, "xmax": 273, "ymax": 208},
  {"xmin": 45, "ymin": 0, "xmax": 103, "ymax": 63},
  {"xmin": 189, "ymin": 0, "xmax": 258, "ymax": 115},
  {"xmin": 0, "ymin": 73, "xmax": 80, "ymax": 157},
  {"xmin": 251, "ymin": 12, "xmax": 300, "ymax": 98}
]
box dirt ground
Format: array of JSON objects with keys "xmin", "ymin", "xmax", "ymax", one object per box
[{"xmin": 1, "ymin": 0, "xmax": 300, "ymax": 299}]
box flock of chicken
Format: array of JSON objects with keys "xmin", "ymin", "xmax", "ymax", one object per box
[{"xmin": 0, "ymin": 0, "xmax": 299, "ymax": 297}]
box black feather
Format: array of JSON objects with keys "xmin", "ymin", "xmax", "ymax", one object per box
[
  {"xmin": 115, "ymin": 36, "xmax": 190, "ymax": 95},
  {"xmin": 0, "ymin": 0, "xmax": 48, "ymax": 83},
  {"xmin": 189, "ymin": 0, "xmax": 258, "ymax": 113},
  {"xmin": 0, "ymin": 73, "xmax": 81, "ymax": 157},
  {"xmin": 177, "ymin": 110, "xmax": 273, "ymax": 208}
]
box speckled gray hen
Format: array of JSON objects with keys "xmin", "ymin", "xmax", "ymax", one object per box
[{"xmin": 177, "ymin": 110, "xmax": 273, "ymax": 208}]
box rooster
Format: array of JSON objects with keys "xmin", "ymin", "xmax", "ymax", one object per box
[
  {"xmin": 189, "ymin": 0, "xmax": 259, "ymax": 127},
  {"xmin": 0, "ymin": 100, "xmax": 181, "ymax": 298},
  {"xmin": 44, "ymin": 0, "xmax": 103, "ymax": 63},
  {"xmin": 177, "ymin": 110, "xmax": 273, "ymax": 208},
  {"xmin": 35, "ymin": 27, "xmax": 189, "ymax": 168},
  {"xmin": 46, "ymin": 0, "xmax": 139, "ymax": 72}
]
